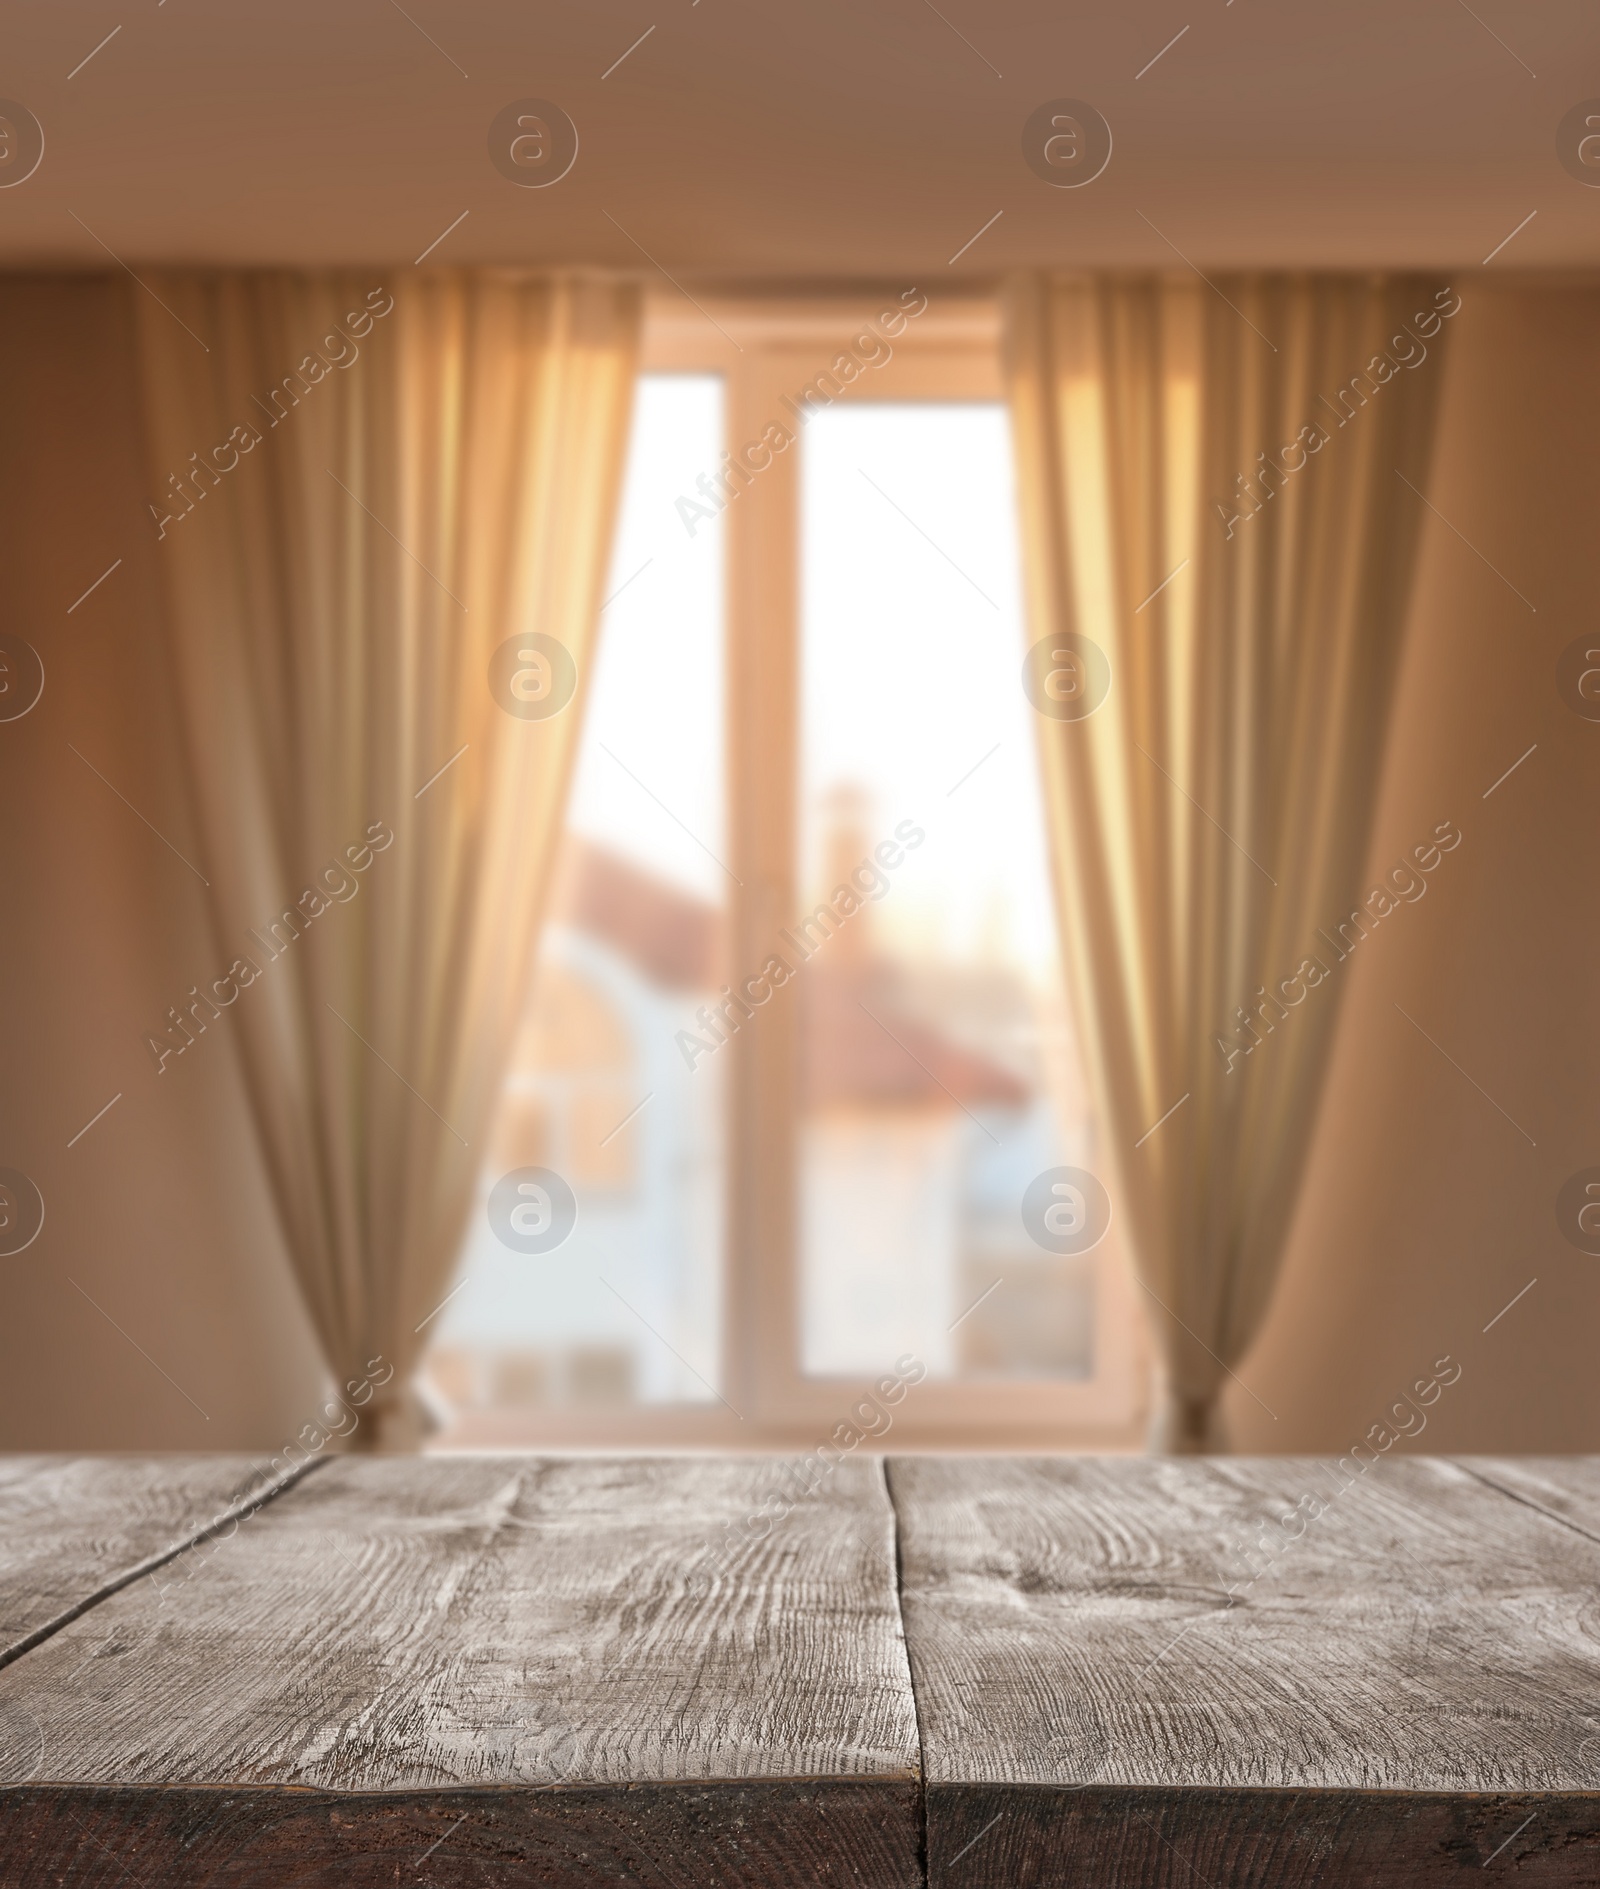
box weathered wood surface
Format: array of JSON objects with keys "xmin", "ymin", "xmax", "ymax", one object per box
[
  {"xmin": 1460, "ymin": 1455, "xmax": 1600, "ymax": 1543},
  {"xmin": 9, "ymin": 1453, "xmax": 1600, "ymax": 1887},
  {"xmin": 888, "ymin": 1455, "xmax": 1600, "ymax": 1886},
  {"xmin": 0, "ymin": 1454, "xmax": 921, "ymax": 1887},
  {"xmin": 0, "ymin": 1454, "xmax": 316, "ymax": 1666}
]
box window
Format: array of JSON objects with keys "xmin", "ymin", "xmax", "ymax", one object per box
[
  {"xmin": 426, "ymin": 295, "xmax": 1147, "ymax": 1448},
  {"xmin": 425, "ymin": 374, "xmax": 730, "ymax": 1436},
  {"xmin": 798, "ymin": 401, "xmax": 1103, "ymax": 1387}
]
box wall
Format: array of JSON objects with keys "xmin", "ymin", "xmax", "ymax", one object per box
[
  {"xmin": 0, "ymin": 278, "xmax": 325, "ymax": 1449},
  {"xmin": 1233, "ymin": 280, "xmax": 1600, "ymax": 1454}
]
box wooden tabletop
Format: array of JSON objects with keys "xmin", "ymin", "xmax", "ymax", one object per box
[{"xmin": 0, "ymin": 1453, "xmax": 1596, "ymax": 1886}]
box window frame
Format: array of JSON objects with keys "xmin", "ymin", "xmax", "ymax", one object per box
[{"xmin": 440, "ymin": 289, "xmax": 1149, "ymax": 1452}]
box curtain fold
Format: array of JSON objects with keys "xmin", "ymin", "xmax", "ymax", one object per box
[
  {"xmin": 1005, "ymin": 273, "xmax": 1448, "ymax": 1450},
  {"xmin": 133, "ymin": 270, "xmax": 640, "ymax": 1446}
]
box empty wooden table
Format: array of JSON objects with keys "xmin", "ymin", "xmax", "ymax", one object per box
[{"xmin": 0, "ymin": 1453, "xmax": 1596, "ymax": 1885}]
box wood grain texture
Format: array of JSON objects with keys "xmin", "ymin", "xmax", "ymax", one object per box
[
  {"xmin": 918, "ymin": 1786, "xmax": 1600, "ymax": 1888},
  {"xmin": 1459, "ymin": 1456, "xmax": 1600, "ymax": 1543},
  {"xmin": 2, "ymin": 1782, "xmax": 920, "ymax": 1888},
  {"xmin": 0, "ymin": 1454, "xmax": 921, "ymax": 1888},
  {"xmin": 888, "ymin": 1455, "xmax": 1600, "ymax": 1886},
  {"xmin": 0, "ymin": 1455, "xmax": 317, "ymax": 1665},
  {"xmin": 12, "ymin": 1452, "xmax": 1600, "ymax": 1886}
]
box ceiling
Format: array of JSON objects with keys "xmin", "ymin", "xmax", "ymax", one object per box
[{"xmin": 1, "ymin": 0, "xmax": 1598, "ymax": 279}]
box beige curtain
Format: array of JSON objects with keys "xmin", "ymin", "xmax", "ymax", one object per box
[
  {"xmin": 1005, "ymin": 274, "xmax": 1448, "ymax": 1450},
  {"xmin": 134, "ymin": 271, "xmax": 640, "ymax": 1446}
]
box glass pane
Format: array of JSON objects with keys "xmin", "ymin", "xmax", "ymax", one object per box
[
  {"xmin": 798, "ymin": 401, "xmax": 1116, "ymax": 1383},
  {"xmin": 424, "ymin": 374, "xmax": 727, "ymax": 1422}
]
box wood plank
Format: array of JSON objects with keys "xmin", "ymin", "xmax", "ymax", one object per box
[
  {"xmin": 888, "ymin": 1454, "xmax": 1600, "ymax": 1886},
  {"xmin": 1458, "ymin": 1455, "xmax": 1600, "ymax": 1543},
  {"xmin": 0, "ymin": 1454, "xmax": 317, "ymax": 1665},
  {"xmin": 0, "ymin": 1454, "xmax": 921, "ymax": 1887}
]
